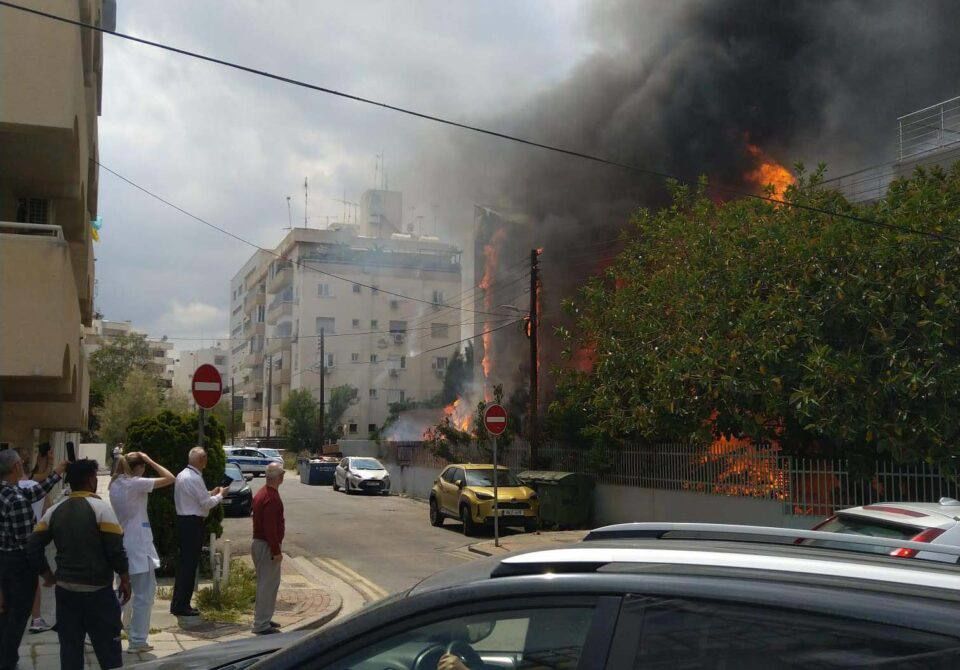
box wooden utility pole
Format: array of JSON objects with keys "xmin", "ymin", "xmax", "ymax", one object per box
[
  {"xmin": 529, "ymin": 249, "xmax": 541, "ymax": 466},
  {"xmin": 265, "ymin": 355, "xmax": 273, "ymax": 438},
  {"xmin": 318, "ymin": 328, "xmax": 325, "ymax": 452}
]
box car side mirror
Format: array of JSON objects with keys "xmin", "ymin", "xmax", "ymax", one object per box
[
  {"xmin": 456, "ymin": 479, "xmax": 464, "ymax": 489},
  {"xmin": 244, "ymin": 474, "xmax": 254, "ymax": 482}
]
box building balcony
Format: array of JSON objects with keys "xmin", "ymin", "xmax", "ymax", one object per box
[
  {"xmin": 243, "ymin": 409, "xmax": 262, "ymax": 424},
  {"xmin": 0, "ymin": 223, "xmax": 88, "ymax": 433},
  {"xmin": 265, "ymin": 336, "xmax": 292, "ymax": 357},
  {"xmin": 243, "ymin": 291, "xmax": 265, "ymax": 314},
  {"xmin": 266, "ymin": 299, "xmax": 294, "ymax": 325},
  {"xmin": 267, "ymin": 261, "xmax": 293, "ymax": 293},
  {"xmin": 244, "ymin": 350, "xmax": 264, "ymax": 368}
]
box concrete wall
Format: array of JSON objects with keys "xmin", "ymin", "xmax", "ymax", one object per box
[
  {"xmin": 383, "ymin": 463, "xmax": 437, "ymax": 499},
  {"xmin": 338, "ymin": 440, "xmax": 380, "ymax": 458}
]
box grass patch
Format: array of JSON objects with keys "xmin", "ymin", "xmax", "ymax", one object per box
[
  {"xmin": 283, "ymin": 451, "xmax": 299, "ymax": 471},
  {"xmin": 195, "ymin": 560, "xmax": 257, "ymax": 623},
  {"xmin": 156, "ymin": 586, "xmax": 173, "ymax": 600}
]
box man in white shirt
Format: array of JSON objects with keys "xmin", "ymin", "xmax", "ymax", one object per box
[{"xmin": 170, "ymin": 447, "xmax": 223, "ymax": 617}]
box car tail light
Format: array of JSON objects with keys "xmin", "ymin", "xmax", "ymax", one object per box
[{"xmin": 890, "ymin": 528, "xmax": 946, "ymax": 558}]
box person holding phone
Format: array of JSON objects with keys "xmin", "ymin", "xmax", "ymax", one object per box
[
  {"xmin": 109, "ymin": 452, "xmax": 175, "ymax": 653},
  {"xmin": 26, "ymin": 459, "xmax": 131, "ymax": 670}
]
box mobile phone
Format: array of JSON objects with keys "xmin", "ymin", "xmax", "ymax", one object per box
[{"xmin": 66, "ymin": 442, "xmax": 76, "ymax": 462}]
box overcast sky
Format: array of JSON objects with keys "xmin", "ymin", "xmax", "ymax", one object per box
[{"xmin": 96, "ymin": 0, "xmax": 591, "ymax": 345}]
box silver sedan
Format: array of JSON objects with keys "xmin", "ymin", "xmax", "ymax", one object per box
[{"xmin": 333, "ymin": 457, "xmax": 391, "ymax": 495}]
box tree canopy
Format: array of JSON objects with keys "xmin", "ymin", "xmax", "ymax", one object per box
[
  {"xmin": 89, "ymin": 332, "xmax": 152, "ymax": 398},
  {"xmin": 554, "ymin": 164, "xmax": 960, "ymax": 466},
  {"xmin": 98, "ymin": 369, "xmax": 163, "ymax": 446},
  {"xmin": 281, "ymin": 388, "xmax": 320, "ymax": 452}
]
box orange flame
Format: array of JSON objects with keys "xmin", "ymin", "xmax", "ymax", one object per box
[
  {"xmin": 480, "ymin": 228, "xmax": 507, "ymax": 382},
  {"xmin": 745, "ymin": 144, "xmax": 794, "ymax": 199},
  {"xmin": 443, "ymin": 398, "xmax": 473, "ymax": 432}
]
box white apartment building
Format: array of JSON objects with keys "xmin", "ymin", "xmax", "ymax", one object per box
[
  {"xmin": 84, "ymin": 319, "xmax": 176, "ymax": 389},
  {"xmin": 229, "ymin": 190, "xmax": 463, "ymax": 438},
  {"xmin": 172, "ymin": 343, "xmax": 230, "ymax": 409}
]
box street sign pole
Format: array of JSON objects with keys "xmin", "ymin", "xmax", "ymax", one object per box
[
  {"xmin": 493, "ymin": 435, "xmax": 500, "ymax": 548},
  {"xmin": 191, "ymin": 364, "xmax": 223, "ymax": 449},
  {"xmin": 198, "ymin": 408, "xmax": 205, "ymax": 448}
]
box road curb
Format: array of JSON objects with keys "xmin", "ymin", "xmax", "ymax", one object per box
[
  {"xmin": 467, "ymin": 543, "xmax": 495, "ymax": 557},
  {"xmin": 282, "ymin": 552, "xmax": 344, "ymax": 632}
]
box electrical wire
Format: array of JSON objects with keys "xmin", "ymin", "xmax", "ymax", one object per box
[{"xmin": 2, "ymin": 1, "xmax": 955, "ymax": 244}]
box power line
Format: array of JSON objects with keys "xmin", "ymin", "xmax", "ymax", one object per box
[
  {"xmin": 2, "ymin": 1, "xmax": 955, "ymax": 244},
  {"xmin": 95, "ymin": 161, "xmax": 513, "ymax": 318}
]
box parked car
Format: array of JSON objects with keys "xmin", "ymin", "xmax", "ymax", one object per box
[
  {"xmin": 221, "ymin": 462, "xmax": 253, "ymax": 517},
  {"xmin": 333, "ymin": 457, "xmax": 390, "ymax": 494},
  {"xmin": 430, "ymin": 463, "xmax": 539, "ymax": 536},
  {"xmin": 225, "ymin": 446, "xmax": 284, "ymax": 476},
  {"xmin": 130, "ymin": 523, "xmax": 960, "ymax": 668},
  {"xmin": 807, "ymin": 497, "xmax": 960, "ymax": 562},
  {"xmin": 259, "ymin": 447, "xmax": 282, "ymax": 460}
]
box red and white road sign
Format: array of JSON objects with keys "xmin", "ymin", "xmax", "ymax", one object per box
[
  {"xmin": 191, "ymin": 364, "xmax": 223, "ymax": 410},
  {"xmin": 483, "ymin": 403, "xmax": 508, "ymax": 436}
]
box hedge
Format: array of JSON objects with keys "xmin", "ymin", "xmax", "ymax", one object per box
[{"xmin": 125, "ymin": 410, "xmax": 226, "ymax": 575}]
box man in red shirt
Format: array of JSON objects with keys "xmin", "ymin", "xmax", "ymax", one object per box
[{"xmin": 251, "ymin": 462, "xmax": 285, "ymax": 634}]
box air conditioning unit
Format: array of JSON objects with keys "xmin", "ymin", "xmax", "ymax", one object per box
[
  {"xmin": 435, "ymin": 369, "xmax": 445, "ymax": 378},
  {"xmin": 393, "ymin": 333, "xmax": 405, "ymax": 345}
]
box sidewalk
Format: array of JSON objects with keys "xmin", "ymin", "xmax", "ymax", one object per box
[
  {"xmin": 17, "ymin": 475, "xmax": 342, "ymax": 669},
  {"xmin": 467, "ymin": 530, "xmax": 587, "ymax": 556}
]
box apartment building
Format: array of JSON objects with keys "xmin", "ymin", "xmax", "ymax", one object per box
[
  {"xmin": 172, "ymin": 343, "xmax": 230, "ymax": 410},
  {"xmin": 0, "ymin": 0, "xmax": 115, "ymax": 456},
  {"xmin": 84, "ymin": 319, "xmax": 176, "ymax": 389},
  {"xmin": 229, "ymin": 190, "xmax": 463, "ymax": 438}
]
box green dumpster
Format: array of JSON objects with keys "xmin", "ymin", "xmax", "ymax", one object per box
[{"xmin": 518, "ymin": 471, "xmax": 594, "ymax": 530}]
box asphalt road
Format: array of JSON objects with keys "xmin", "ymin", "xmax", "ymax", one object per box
[{"xmin": 221, "ymin": 474, "xmax": 516, "ymax": 599}]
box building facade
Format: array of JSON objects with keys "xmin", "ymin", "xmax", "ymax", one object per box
[
  {"xmin": 229, "ymin": 190, "xmax": 463, "ymax": 438},
  {"xmin": 0, "ymin": 0, "xmax": 115, "ymax": 457},
  {"xmin": 84, "ymin": 319, "xmax": 176, "ymax": 389},
  {"xmin": 172, "ymin": 344, "xmax": 230, "ymax": 410}
]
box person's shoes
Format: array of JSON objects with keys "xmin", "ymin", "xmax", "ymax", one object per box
[
  {"xmin": 172, "ymin": 608, "xmax": 201, "ymax": 617},
  {"xmin": 253, "ymin": 627, "xmax": 280, "ymax": 635},
  {"xmin": 127, "ymin": 643, "xmax": 155, "ymax": 654},
  {"xmin": 28, "ymin": 617, "xmax": 52, "ymax": 634},
  {"xmin": 269, "ymin": 621, "xmax": 281, "ymax": 629}
]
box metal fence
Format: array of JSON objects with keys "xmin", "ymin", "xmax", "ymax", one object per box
[
  {"xmin": 382, "ymin": 440, "xmax": 960, "ymax": 518},
  {"xmin": 899, "ymin": 95, "xmax": 960, "ymax": 161}
]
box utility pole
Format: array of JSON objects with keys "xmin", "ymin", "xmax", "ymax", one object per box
[
  {"xmin": 265, "ymin": 356, "xmax": 273, "ymax": 439},
  {"xmin": 318, "ymin": 328, "xmax": 325, "ymax": 452},
  {"xmin": 229, "ymin": 376, "xmax": 235, "ymax": 445},
  {"xmin": 529, "ymin": 249, "xmax": 541, "ymax": 466}
]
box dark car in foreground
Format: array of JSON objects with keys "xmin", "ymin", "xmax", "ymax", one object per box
[
  {"xmin": 221, "ymin": 461, "xmax": 253, "ymax": 516},
  {"xmin": 138, "ymin": 523, "xmax": 960, "ymax": 668}
]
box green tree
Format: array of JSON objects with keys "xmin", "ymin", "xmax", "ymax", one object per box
[
  {"xmin": 324, "ymin": 385, "xmax": 359, "ymax": 443},
  {"xmin": 98, "ymin": 369, "xmax": 162, "ymax": 445},
  {"xmin": 89, "ymin": 332, "xmax": 152, "ymax": 398},
  {"xmin": 281, "ymin": 388, "xmax": 320, "ymax": 452},
  {"xmin": 441, "ymin": 343, "xmax": 475, "ymax": 404},
  {"xmin": 560, "ymin": 164, "xmax": 960, "ymax": 466},
  {"xmin": 125, "ymin": 410, "xmax": 226, "ymax": 574}
]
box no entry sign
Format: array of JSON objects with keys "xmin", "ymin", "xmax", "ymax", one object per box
[
  {"xmin": 191, "ymin": 364, "xmax": 223, "ymax": 410},
  {"xmin": 483, "ymin": 403, "xmax": 508, "ymax": 436}
]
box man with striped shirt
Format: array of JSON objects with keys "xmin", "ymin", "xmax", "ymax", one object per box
[{"xmin": 27, "ymin": 459, "xmax": 131, "ymax": 670}]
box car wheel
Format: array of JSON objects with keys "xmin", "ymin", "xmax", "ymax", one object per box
[
  {"xmin": 460, "ymin": 504, "xmax": 477, "ymax": 537},
  {"xmin": 429, "ymin": 498, "xmax": 444, "ymax": 527},
  {"xmin": 332, "ymin": 477, "xmax": 339, "ymax": 492}
]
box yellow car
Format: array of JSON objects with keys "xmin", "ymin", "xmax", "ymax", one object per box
[{"xmin": 429, "ymin": 463, "xmax": 539, "ymax": 536}]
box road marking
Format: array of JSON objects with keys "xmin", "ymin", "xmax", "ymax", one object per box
[{"xmin": 311, "ymin": 557, "xmax": 390, "ymax": 601}]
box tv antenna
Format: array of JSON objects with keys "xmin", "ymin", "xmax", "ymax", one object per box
[
  {"xmin": 304, "ymin": 177, "xmax": 309, "ymax": 228},
  {"xmin": 284, "ymin": 196, "xmax": 292, "ymax": 230}
]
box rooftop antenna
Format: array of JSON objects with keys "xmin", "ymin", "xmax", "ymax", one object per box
[
  {"xmin": 304, "ymin": 177, "xmax": 310, "ymax": 228},
  {"xmin": 284, "ymin": 196, "xmax": 293, "ymax": 230},
  {"xmin": 374, "ymin": 152, "xmax": 382, "ymax": 190}
]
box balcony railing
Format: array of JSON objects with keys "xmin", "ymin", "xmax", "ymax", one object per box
[{"xmin": 267, "ymin": 260, "xmax": 294, "ymax": 292}]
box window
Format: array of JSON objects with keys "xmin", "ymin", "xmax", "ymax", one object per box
[
  {"xmin": 441, "ymin": 467, "xmax": 457, "ymax": 484},
  {"xmin": 351, "ymin": 353, "xmax": 360, "ymax": 363},
  {"xmin": 388, "ymin": 390, "xmax": 406, "ymax": 404},
  {"xmin": 352, "ymin": 284, "xmax": 361, "ymax": 294},
  {"xmin": 389, "ymin": 320, "xmax": 407, "ymax": 334},
  {"xmin": 371, "ymin": 319, "xmax": 379, "ymax": 329},
  {"xmin": 400, "ymin": 355, "xmax": 406, "ymax": 369},
  {"xmin": 214, "ymin": 355, "xmax": 227, "ymax": 366},
  {"xmin": 433, "ymin": 356, "xmax": 448, "ymax": 371},
  {"xmin": 316, "ymin": 317, "xmax": 335, "ymax": 335},
  {"xmin": 349, "ymin": 423, "xmax": 358, "ymax": 434},
  {"xmin": 352, "ymin": 319, "xmax": 360, "ymax": 329},
  {"xmin": 323, "ymin": 352, "xmax": 336, "ymax": 368},
  {"xmin": 369, "ymin": 388, "xmax": 378, "ymax": 399},
  {"xmin": 15, "ymin": 197, "xmax": 50, "ymax": 225},
  {"xmin": 257, "ymin": 305, "xmax": 266, "ymax": 323},
  {"xmin": 617, "ymin": 596, "xmax": 960, "ymax": 668},
  {"xmin": 431, "ymin": 323, "xmax": 449, "ymax": 338},
  {"xmin": 370, "ymin": 354, "xmax": 378, "ymax": 364},
  {"xmin": 330, "ymin": 607, "xmax": 597, "ymax": 669},
  {"xmin": 432, "ymin": 289, "xmax": 445, "ymax": 305},
  {"xmin": 317, "ymin": 283, "xmax": 333, "ymax": 297},
  {"xmin": 368, "ymin": 424, "xmax": 377, "ymax": 433}
]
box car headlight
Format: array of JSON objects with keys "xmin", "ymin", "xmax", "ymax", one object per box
[
  {"xmin": 241, "ymin": 487, "xmax": 251, "ymax": 495},
  {"xmin": 475, "ymin": 492, "xmax": 494, "ymax": 501}
]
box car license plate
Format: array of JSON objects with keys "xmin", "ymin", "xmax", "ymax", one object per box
[{"xmin": 497, "ymin": 509, "xmax": 524, "ymax": 516}]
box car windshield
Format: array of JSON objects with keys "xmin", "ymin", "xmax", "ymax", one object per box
[
  {"xmin": 260, "ymin": 449, "xmax": 280, "ymax": 458},
  {"xmin": 466, "ymin": 469, "xmax": 521, "ymax": 487},
  {"xmin": 224, "ymin": 463, "xmax": 243, "ymax": 481},
  {"xmin": 353, "ymin": 458, "xmax": 384, "ymax": 470},
  {"xmin": 808, "ymin": 515, "xmax": 922, "ymax": 554}
]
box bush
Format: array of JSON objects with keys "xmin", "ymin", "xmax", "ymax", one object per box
[
  {"xmin": 126, "ymin": 410, "xmax": 226, "ymax": 575},
  {"xmin": 195, "ymin": 560, "xmax": 257, "ymax": 623}
]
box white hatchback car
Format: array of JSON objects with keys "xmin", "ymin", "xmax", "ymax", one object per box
[
  {"xmin": 333, "ymin": 457, "xmax": 390, "ymax": 495},
  {"xmin": 225, "ymin": 446, "xmax": 284, "ymax": 476},
  {"xmin": 810, "ymin": 498, "xmax": 960, "ymax": 562}
]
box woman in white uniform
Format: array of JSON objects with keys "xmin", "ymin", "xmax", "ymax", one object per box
[{"xmin": 109, "ymin": 451, "xmax": 175, "ymax": 654}]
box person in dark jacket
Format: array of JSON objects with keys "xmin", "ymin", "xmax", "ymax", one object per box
[{"xmin": 26, "ymin": 459, "xmax": 131, "ymax": 670}]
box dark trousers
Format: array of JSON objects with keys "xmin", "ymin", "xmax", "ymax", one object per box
[
  {"xmin": 171, "ymin": 515, "xmax": 204, "ymax": 614},
  {"xmin": 0, "ymin": 552, "xmax": 36, "ymax": 670},
  {"xmin": 55, "ymin": 586, "xmax": 122, "ymax": 670}
]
